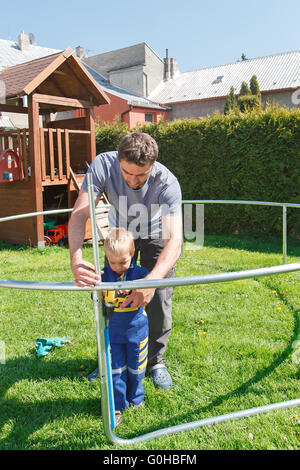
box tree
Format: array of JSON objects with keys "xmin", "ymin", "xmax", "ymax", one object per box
[
  {"xmin": 250, "ymin": 74, "xmax": 261, "ymax": 97},
  {"xmin": 226, "ymin": 76, "xmax": 262, "ymax": 114},
  {"xmin": 241, "ymin": 53, "xmax": 248, "ymax": 60},
  {"xmin": 239, "ymin": 81, "xmax": 251, "ymax": 96},
  {"xmin": 224, "ymin": 86, "xmax": 237, "ymax": 114}
]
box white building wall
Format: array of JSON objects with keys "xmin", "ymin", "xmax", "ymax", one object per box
[
  {"xmin": 169, "ymin": 90, "xmax": 299, "ymax": 120},
  {"xmin": 170, "ymin": 98, "xmax": 226, "ymax": 120},
  {"xmin": 144, "ymin": 46, "xmax": 164, "ymax": 96},
  {"xmin": 108, "ymin": 66, "xmax": 145, "ymax": 96}
]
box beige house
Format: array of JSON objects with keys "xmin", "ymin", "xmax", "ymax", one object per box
[
  {"xmin": 148, "ymin": 50, "xmax": 300, "ymax": 119},
  {"xmin": 84, "ymin": 43, "xmax": 300, "ymax": 119}
]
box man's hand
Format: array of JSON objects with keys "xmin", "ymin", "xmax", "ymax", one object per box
[
  {"xmin": 72, "ymin": 259, "xmax": 101, "ymax": 287},
  {"xmin": 120, "ymin": 288, "xmax": 155, "ymax": 309},
  {"xmin": 68, "ymin": 188, "xmax": 103, "ymax": 288}
]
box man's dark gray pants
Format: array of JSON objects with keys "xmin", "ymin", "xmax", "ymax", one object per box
[{"xmin": 133, "ymin": 238, "xmax": 175, "ymax": 373}]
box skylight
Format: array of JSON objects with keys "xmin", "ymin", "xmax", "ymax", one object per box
[{"xmin": 212, "ymin": 75, "xmax": 224, "ymax": 84}]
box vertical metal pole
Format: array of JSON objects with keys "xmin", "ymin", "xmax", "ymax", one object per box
[
  {"xmin": 282, "ymin": 205, "xmax": 287, "ymax": 265},
  {"xmin": 87, "ymin": 173, "xmax": 115, "ymax": 436}
]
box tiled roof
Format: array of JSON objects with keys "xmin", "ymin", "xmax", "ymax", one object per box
[
  {"xmin": 83, "ymin": 63, "xmax": 168, "ymax": 110},
  {"xmin": 0, "ymin": 49, "xmax": 110, "ymax": 106},
  {"xmin": 149, "ymin": 51, "xmax": 300, "ymax": 104},
  {"xmin": 0, "ymin": 38, "xmax": 61, "ymax": 70},
  {"xmin": 0, "ymin": 52, "xmax": 62, "ymax": 98}
]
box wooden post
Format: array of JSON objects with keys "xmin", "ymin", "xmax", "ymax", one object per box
[
  {"xmin": 22, "ymin": 129, "xmax": 28, "ymax": 182},
  {"xmin": 48, "ymin": 128, "xmax": 55, "ymax": 180},
  {"xmin": 40, "ymin": 128, "xmax": 46, "ymax": 181},
  {"xmin": 17, "ymin": 130, "xmax": 24, "ymax": 181},
  {"xmin": 85, "ymin": 107, "xmax": 96, "ymax": 164},
  {"xmin": 28, "ymin": 94, "xmax": 44, "ymax": 247},
  {"xmin": 57, "ymin": 129, "xmax": 63, "ymax": 180},
  {"xmin": 65, "ymin": 129, "xmax": 70, "ymax": 179}
]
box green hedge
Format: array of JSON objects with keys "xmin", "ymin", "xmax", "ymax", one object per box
[{"xmin": 95, "ymin": 107, "xmax": 300, "ymax": 238}]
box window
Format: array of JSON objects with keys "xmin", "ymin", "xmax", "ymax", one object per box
[{"xmin": 145, "ymin": 113, "xmax": 154, "ymax": 122}]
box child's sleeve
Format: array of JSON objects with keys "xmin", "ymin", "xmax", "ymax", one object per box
[
  {"xmin": 101, "ymin": 267, "xmax": 108, "ymax": 282},
  {"xmin": 135, "ymin": 265, "xmax": 149, "ymax": 280}
]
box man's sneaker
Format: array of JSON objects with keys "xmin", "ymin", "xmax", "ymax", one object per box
[
  {"xmin": 151, "ymin": 367, "xmax": 173, "ymax": 389},
  {"xmin": 132, "ymin": 401, "xmax": 145, "ymax": 409},
  {"xmin": 115, "ymin": 411, "xmax": 123, "ymax": 427},
  {"xmin": 87, "ymin": 367, "xmax": 99, "ymax": 382}
]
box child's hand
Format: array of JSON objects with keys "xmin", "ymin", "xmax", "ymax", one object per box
[{"xmin": 120, "ymin": 288, "xmax": 155, "ymax": 309}]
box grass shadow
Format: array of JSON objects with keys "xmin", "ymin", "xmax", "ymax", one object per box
[{"xmin": 0, "ymin": 356, "xmax": 103, "ymax": 450}]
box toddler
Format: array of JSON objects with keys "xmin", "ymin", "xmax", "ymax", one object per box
[{"xmin": 101, "ymin": 227, "xmax": 149, "ymax": 426}]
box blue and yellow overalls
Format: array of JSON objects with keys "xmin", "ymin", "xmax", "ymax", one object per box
[{"xmin": 102, "ymin": 262, "xmax": 149, "ymax": 411}]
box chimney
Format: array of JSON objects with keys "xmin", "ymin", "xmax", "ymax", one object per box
[
  {"xmin": 18, "ymin": 32, "xmax": 30, "ymax": 51},
  {"xmin": 76, "ymin": 45, "xmax": 86, "ymax": 59},
  {"xmin": 164, "ymin": 49, "xmax": 178, "ymax": 80},
  {"xmin": 170, "ymin": 58, "xmax": 178, "ymax": 79},
  {"xmin": 164, "ymin": 49, "xmax": 170, "ymax": 80}
]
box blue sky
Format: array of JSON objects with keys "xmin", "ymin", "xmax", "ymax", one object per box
[{"xmin": 2, "ymin": 0, "xmax": 300, "ymax": 72}]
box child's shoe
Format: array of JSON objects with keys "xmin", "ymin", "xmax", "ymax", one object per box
[{"xmin": 115, "ymin": 410, "xmax": 123, "ymax": 426}]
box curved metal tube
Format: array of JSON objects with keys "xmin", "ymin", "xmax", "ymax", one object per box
[
  {"xmin": 1, "ymin": 262, "xmax": 299, "ymax": 291},
  {"xmin": 106, "ymin": 398, "xmax": 300, "ymax": 445},
  {"xmin": 182, "ymin": 199, "xmax": 300, "ymax": 208},
  {"xmin": 0, "ymin": 264, "xmax": 299, "ymax": 444},
  {"xmin": 0, "ymin": 200, "xmax": 300, "ymax": 445}
]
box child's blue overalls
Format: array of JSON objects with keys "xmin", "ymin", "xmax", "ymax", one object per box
[{"xmin": 102, "ymin": 262, "xmax": 149, "ymax": 411}]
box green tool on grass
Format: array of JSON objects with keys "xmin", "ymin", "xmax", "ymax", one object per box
[{"xmin": 35, "ymin": 337, "xmax": 70, "ymax": 358}]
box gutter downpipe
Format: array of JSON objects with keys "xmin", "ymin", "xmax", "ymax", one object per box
[{"xmin": 120, "ymin": 104, "xmax": 133, "ymax": 124}]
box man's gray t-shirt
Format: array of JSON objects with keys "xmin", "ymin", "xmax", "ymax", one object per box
[{"xmin": 81, "ymin": 151, "xmax": 182, "ymax": 239}]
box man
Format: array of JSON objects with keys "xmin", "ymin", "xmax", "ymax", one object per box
[{"xmin": 68, "ymin": 132, "xmax": 182, "ymax": 389}]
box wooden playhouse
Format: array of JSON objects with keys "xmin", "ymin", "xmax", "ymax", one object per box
[{"xmin": 0, "ymin": 48, "xmax": 110, "ymax": 247}]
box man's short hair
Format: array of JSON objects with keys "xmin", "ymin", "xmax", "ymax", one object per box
[
  {"xmin": 104, "ymin": 227, "xmax": 135, "ymax": 257},
  {"xmin": 117, "ymin": 132, "xmax": 158, "ymax": 166}
]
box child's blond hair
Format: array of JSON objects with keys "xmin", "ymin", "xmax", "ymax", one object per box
[{"xmin": 104, "ymin": 227, "xmax": 135, "ymax": 257}]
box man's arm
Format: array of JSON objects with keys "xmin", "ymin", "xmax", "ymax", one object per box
[
  {"xmin": 121, "ymin": 213, "xmax": 182, "ymax": 308},
  {"xmin": 68, "ymin": 188, "xmax": 101, "ymax": 287},
  {"xmin": 146, "ymin": 213, "xmax": 182, "ymax": 280}
]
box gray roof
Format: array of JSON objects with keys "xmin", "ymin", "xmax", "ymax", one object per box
[
  {"xmin": 149, "ymin": 50, "xmax": 300, "ymax": 104},
  {"xmin": 0, "ymin": 114, "xmax": 15, "ymax": 128},
  {"xmin": 83, "ymin": 62, "xmax": 168, "ymax": 110},
  {"xmin": 0, "ymin": 38, "xmax": 61, "ymax": 70}
]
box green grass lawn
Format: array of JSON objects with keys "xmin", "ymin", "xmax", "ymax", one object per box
[{"xmin": 0, "ymin": 234, "xmax": 299, "ymax": 450}]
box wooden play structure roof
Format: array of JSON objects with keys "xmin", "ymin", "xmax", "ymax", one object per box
[
  {"xmin": 0, "ymin": 48, "xmax": 110, "ymax": 110},
  {"xmin": 0, "ymin": 48, "xmax": 110, "ymax": 247}
]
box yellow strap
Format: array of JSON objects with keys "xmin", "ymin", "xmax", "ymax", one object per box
[
  {"xmin": 114, "ymin": 307, "xmax": 138, "ymax": 312},
  {"xmin": 139, "ymin": 336, "xmax": 148, "ymax": 350}
]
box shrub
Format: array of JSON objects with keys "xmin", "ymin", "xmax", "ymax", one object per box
[
  {"xmin": 237, "ymin": 94, "xmax": 262, "ymax": 112},
  {"xmin": 95, "ymin": 107, "xmax": 300, "ymax": 238},
  {"xmin": 95, "ymin": 119, "xmax": 129, "ymax": 155}
]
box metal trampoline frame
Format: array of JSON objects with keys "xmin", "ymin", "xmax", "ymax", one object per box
[{"xmin": 0, "ymin": 173, "xmax": 299, "ymax": 445}]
